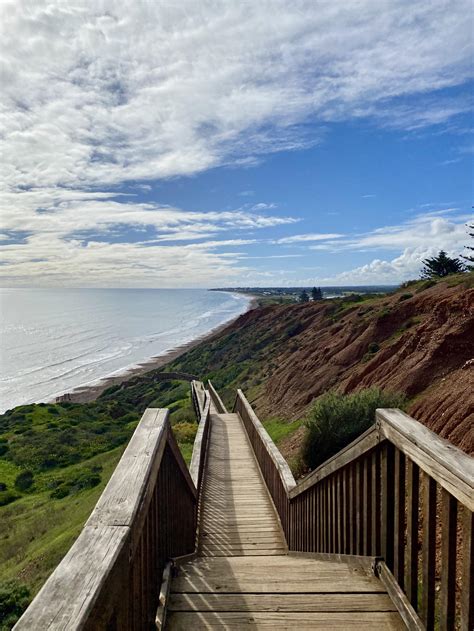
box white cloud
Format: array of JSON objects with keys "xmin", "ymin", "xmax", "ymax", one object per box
[
  {"xmin": 317, "ymin": 247, "xmax": 449, "ymax": 285},
  {"xmin": 276, "ymin": 233, "xmax": 344, "ymax": 244},
  {"xmin": 343, "ymin": 213, "xmax": 469, "ymax": 252},
  {"xmin": 310, "ymin": 211, "xmax": 472, "ymax": 284},
  {"xmin": 0, "ymin": 1, "xmax": 472, "ymax": 286},
  {"xmin": 1, "ymin": 1, "xmax": 472, "ymax": 194}
]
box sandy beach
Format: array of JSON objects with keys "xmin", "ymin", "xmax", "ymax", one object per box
[{"xmin": 55, "ymin": 296, "xmax": 259, "ymax": 405}]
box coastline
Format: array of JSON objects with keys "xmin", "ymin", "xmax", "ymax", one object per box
[{"xmin": 52, "ymin": 295, "xmax": 259, "ymax": 405}]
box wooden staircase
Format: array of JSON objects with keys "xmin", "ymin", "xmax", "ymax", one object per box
[
  {"xmin": 166, "ymin": 405, "xmax": 405, "ymax": 629},
  {"xmin": 15, "ymin": 381, "xmax": 473, "ymax": 631}
]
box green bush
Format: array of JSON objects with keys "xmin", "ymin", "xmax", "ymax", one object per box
[
  {"xmin": 367, "ymin": 342, "xmax": 379, "ymax": 354},
  {"xmin": 398, "ymin": 293, "xmax": 413, "ymax": 301},
  {"xmin": 303, "ymin": 388, "xmax": 406, "ymax": 470},
  {"xmin": 14, "ymin": 470, "xmax": 34, "ymax": 492},
  {"xmin": 172, "ymin": 422, "xmax": 198, "ymax": 444},
  {"xmin": 50, "ymin": 469, "xmax": 101, "ymax": 499},
  {"xmin": 0, "ymin": 580, "xmax": 30, "ymax": 630},
  {"xmin": 0, "ymin": 490, "xmax": 19, "ymax": 507}
]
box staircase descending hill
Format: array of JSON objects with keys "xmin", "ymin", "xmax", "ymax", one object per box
[
  {"xmin": 15, "ymin": 381, "xmax": 473, "ymax": 630},
  {"xmin": 166, "ymin": 402, "xmax": 404, "ymax": 629}
]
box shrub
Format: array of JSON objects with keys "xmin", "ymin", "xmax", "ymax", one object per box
[
  {"xmin": 172, "ymin": 422, "xmax": 198, "ymax": 444},
  {"xmin": 367, "ymin": 342, "xmax": 379, "ymax": 354},
  {"xmin": 398, "ymin": 293, "xmax": 413, "ymax": 301},
  {"xmin": 0, "ymin": 491, "xmax": 19, "ymax": 506},
  {"xmin": 303, "ymin": 388, "xmax": 406, "ymax": 470},
  {"xmin": 14, "ymin": 470, "xmax": 34, "ymax": 492},
  {"xmin": 286, "ymin": 322, "xmax": 304, "ymax": 338},
  {"xmin": 50, "ymin": 469, "xmax": 101, "ymax": 499},
  {"xmin": 0, "ymin": 580, "xmax": 31, "ymax": 630}
]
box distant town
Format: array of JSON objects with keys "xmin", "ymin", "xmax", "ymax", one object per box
[{"xmin": 212, "ymin": 285, "xmax": 397, "ymax": 302}]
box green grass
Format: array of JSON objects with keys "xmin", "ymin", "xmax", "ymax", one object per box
[
  {"xmin": 0, "ymin": 461, "xmax": 22, "ymax": 489},
  {"xmin": 263, "ymin": 417, "xmax": 303, "ymax": 445},
  {"xmin": 177, "ymin": 442, "xmax": 194, "ymax": 466},
  {"xmin": 0, "ymin": 447, "xmax": 123, "ymax": 593}
]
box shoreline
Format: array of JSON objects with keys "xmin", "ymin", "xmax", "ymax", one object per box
[{"xmin": 52, "ymin": 295, "xmax": 259, "ymax": 405}]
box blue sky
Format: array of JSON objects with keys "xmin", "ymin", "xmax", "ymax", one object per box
[{"xmin": 0, "ymin": 1, "xmax": 472, "ymax": 287}]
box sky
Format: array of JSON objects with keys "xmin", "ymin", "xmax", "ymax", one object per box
[{"xmin": 0, "ymin": 0, "xmax": 473, "ymax": 288}]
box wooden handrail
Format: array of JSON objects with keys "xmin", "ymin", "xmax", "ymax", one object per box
[
  {"xmin": 191, "ymin": 380, "xmax": 207, "ymax": 418},
  {"xmin": 208, "ymin": 380, "xmax": 227, "ymax": 413},
  {"xmin": 377, "ymin": 408, "xmax": 474, "ymax": 510},
  {"xmin": 231, "ymin": 387, "xmax": 474, "ymax": 631},
  {"xmin": 288, "ymin": 425, "xmax": 380, "ymax": 498},
  {"xmin": 234, "ymin": 389, "xmax": 296, "ymax": 492},
  {"xmin": 14, "ymin": 408, "xmax": 198, "ymax": 631},
  {"xmin": 189, "ymin": 395, "xmax": 211, "ymax": 493},
  {"xmin": 234, "ymin": 389, "xmax": 296, "ymax": 536}
]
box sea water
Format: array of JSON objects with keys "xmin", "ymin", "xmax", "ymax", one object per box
[{"xmin": 0, "ymin": 288, "xmax": 250, "ymax": 412}]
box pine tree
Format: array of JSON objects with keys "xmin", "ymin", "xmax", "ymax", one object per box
[
  {"xmin": 461, "ymin": 220, "xmax": 474, "ymax": 267},
  {"xmin": 299, "ymin": 289, "xmax": 310, "ymax": 303},
  {"xmin": 311, "ymin": 286, "xmax": 322, "ymax": 301},
  {"xmin": 420, "ymin": 250, "xmax": 465, "ymax": 279}
]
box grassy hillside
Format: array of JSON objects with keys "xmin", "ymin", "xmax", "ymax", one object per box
[{"xmin": 0, "ymin": 380, "xmax": 197, "ymax": 627}]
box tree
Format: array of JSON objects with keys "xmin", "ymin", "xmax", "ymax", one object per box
[
  {"xmin": 420, "ymin": 250, "xmax": 465, "ymax": 279},
  {"xmin": 299, "ymin": 289, "xmax": 309, "ymax": 303},
  {"xmin": 311, "ymin": 287, "xmax": 322, "ymax": 301},
  {"xmin": 461, "ymin": 220, "xmax": 474, "ymax": 267}
]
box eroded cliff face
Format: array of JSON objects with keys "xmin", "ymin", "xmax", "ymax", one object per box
[{"xmin": 240, "ymin": 279, "xmax": 473, "ymax": 454}]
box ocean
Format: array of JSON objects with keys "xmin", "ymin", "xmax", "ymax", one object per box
[{"xmin": 0, "ymin": 288, "xmax": 250, "ymax": 413}]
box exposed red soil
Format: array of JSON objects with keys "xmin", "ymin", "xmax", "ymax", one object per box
[{"xmin": 243, "ymin": 280, "xmax": 473, "ymax": 454}]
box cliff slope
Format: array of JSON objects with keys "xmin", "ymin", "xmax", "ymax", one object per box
[{"xmin": 173, "ymin": 275, "xmax": 472, "ymax": 453}]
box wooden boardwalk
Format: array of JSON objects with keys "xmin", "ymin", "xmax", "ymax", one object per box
[{"xmin": 167, "ymin": 410, "xmax": 405, "ymax": 629}]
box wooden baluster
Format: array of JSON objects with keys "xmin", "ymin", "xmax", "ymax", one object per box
[
  {"xmin": 393, "ymin": 449, "xmax": 406, "ymax": 588},
  {"xmin": 461, "ymin": 508, "xmax": 473, "ymax": 631},
  {"xmin": 357, "ymin": 460, "xmax": 364, "ymax": 555},
  {"xmin": 315, "ymin": 486, "xmax": 319, "ymax": 552},
  {"xmin": 341, "ymin": 467, "xmax": 347, "ymax": 554},
  {"xmin": 405, "ymin": 459, "xmax": 419, "ymax": 609},
  {"xmin": 381, "ymin": 443, "xmax": 395, "ymax": 569},
  {"xmin": 371, "ymin": 449, "xmax": 381, "ymax": 556},
  {"xmin": 363, "ymin": 456, "xmax": 372, "ymax": 556},
  {"xmin": 324, "ymin": 479, "xmax": 329, "ymax": 552},
  {"xmin": 355, "ymin": 462, "xmax": 361, "ymax": 554},
  {"xmin": 420, "ymin": 474, "xmax": 437, "ymax": 630},
  {"xmin": 336, "ymin": 471, "xmax": 342, "ymax": 553},
  {"xmin": 439, "ymin": 490, "xmax": 457, "ymax": 631},
  {"xmin": 331, "ymin": 475, "xmax": 336, "ymax": 552},
  {"xmin": 349, "ymin": 464, "xmax": 355, "ymax": 554}
]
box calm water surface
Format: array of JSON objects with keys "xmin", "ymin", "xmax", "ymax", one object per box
[{"xmin": 0, "ymin": 288, "xmax": 250, "ymax": 412}]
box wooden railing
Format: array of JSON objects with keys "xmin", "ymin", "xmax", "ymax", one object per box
[
  {"xmin": 191, "ymin": 379, "xmax": 208, "ymax": 418},
  {"xmin": 234, "ymin": 389, "xmax": 296, "ymax": 536},
  {"xmin": 208, "ymin": 379, "xmax": 227, "ymax": 413},
  {"xmin": 234, "ymin": 390, "xmax": 474, "ymax": 631},
  {"xmin": 189, "ymin": 388, "xmax": 211, "ymax": 496},
  {"xmin": 14, "ymin": 408, "xmax": 198, "ymax": 631}
]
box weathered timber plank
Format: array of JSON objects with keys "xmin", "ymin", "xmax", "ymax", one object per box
[
  {"xmin": 169, "ymin": 593, "xmax": 397, "ymax": 612},
  {"xmin": 14, "ymin": 524, "xmax": 129, "ymax": 630},
  {"xmin": 166, "ymin": 611, "xmax": 405, "ymax": 629}
]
